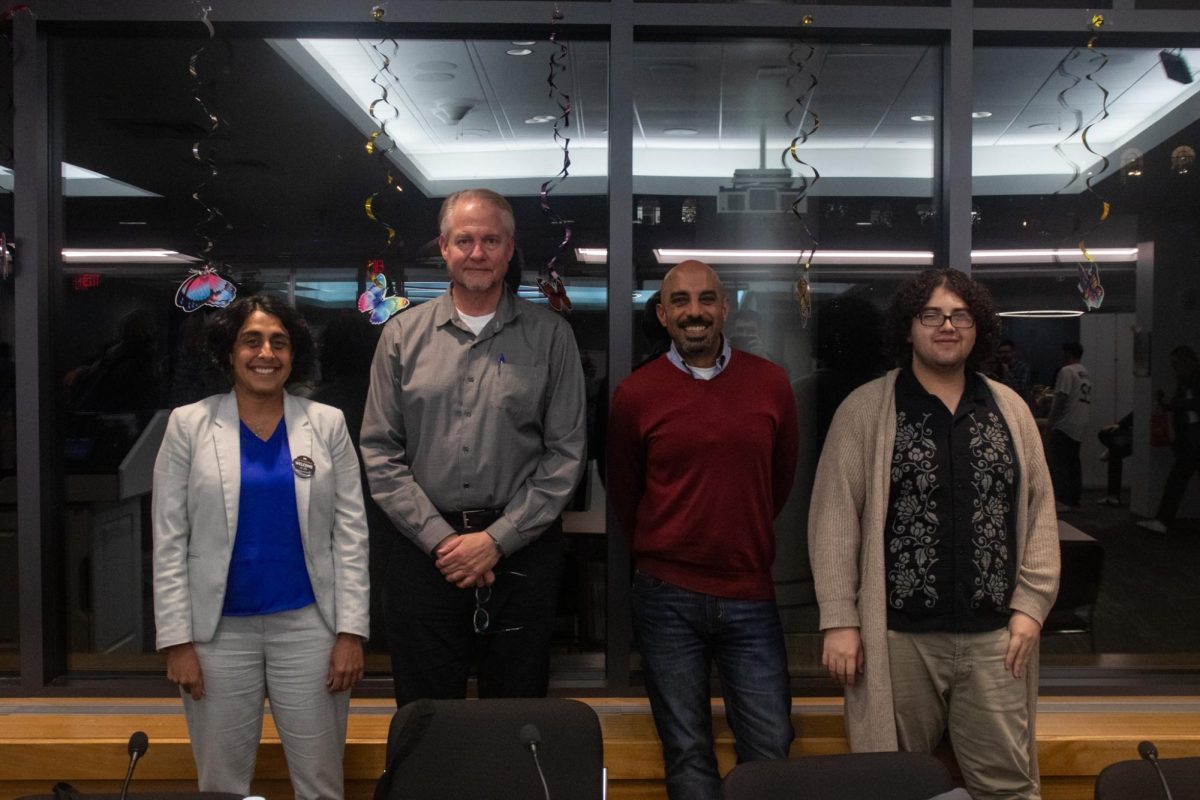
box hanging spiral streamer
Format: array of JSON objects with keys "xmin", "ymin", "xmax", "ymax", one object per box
[
  {"xmin": 1049, "ymin": 14, "xmax": 1110, "ymax": 310},
  {"xmin": 536, "ymin": 5, "xmax": 574, "ymax": 314},
  {"xmin": 178, "ymin": 3, "xmax": 236, "ymax": 311},
  {"xmin": 357, "ymin": 5, "xmax": 408, "ymax": 324},
  {"xmin": 781, "ymin": 40, "xmax": 822, "ymax": 325}
]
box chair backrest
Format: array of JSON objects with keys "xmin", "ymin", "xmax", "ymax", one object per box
[
  {"xmin": 375, "ymin": 698, "xmax": 604, "ymax": 800},
  {"xmin": 1095, "ymin": 757, "xmax": 1200, "ymax": 800},
  {"xmin": 1052, "ymin": 541, "xmax": 1105, "ymax": 614},
  {"xmin": 722, "ymin": 752, "xmax": 955, "ymax": 800}
]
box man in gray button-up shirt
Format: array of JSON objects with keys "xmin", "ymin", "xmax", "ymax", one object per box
[{"xmin": 361, "ymin": 188, "xmax": 587, "ymax": 704}]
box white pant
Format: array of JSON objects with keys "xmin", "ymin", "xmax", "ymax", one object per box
[{"xmin": 183, "ymin": 603, "xmax": 351, "ymax": 800}]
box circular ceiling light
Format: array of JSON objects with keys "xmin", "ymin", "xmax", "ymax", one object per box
[
  {"xmin": 507, "ymin": 48, "xmax": 534, "ymax": 56},
  {"xmin": 511, "ymin": 40, "xmax": 537, "ymax": 46},
  {"xmin": 664, "ymin": 127, "xmax": 700, "ymax": 136},
  {"xmin": 414, "ymin": 72, "xmax": 455, "ymax": 83},
  {"xmin": 416, "ymin": 60, "xmax": 458, "ymax": 71},
  {"xmin": 910, "ymin": 114, "xmax": 936, "ymax": 122},
  {"xmin": 525, "ymin": 115, "xmax": 557, "ymax": 124},
  {"xmin": 972, "ymin": 111, "xmax": 993, "ymax": 118},
  {"xmin": 998, "ymin": 310, "xmax": 1085, "ymax": 318}
]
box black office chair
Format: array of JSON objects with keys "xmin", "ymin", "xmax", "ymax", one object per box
[
  {"xmin": 374, "ymin": 698, "xmax": 604, "ymax": 800},
  {"xmin": 721, "ymin": 751, "xmax": 957, "ymax": 800},
  {"xmin": 1095, "ymin": 756, "xmax": 1200, "ymax": 800},
  {"xmin": 1044, "ymin": 539, "xmax": 1105, "ymax": 652}
]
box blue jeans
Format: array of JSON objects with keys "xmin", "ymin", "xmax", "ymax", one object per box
[{"xmin": 633, "ymin": 573, "xmax": 794, "ymax": 800}]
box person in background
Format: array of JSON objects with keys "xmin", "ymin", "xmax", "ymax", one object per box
[
  {"xmin": 1139, "ymin": 345, "xmax": 1200, "ymax": 533},
  {"xmin": 995, "ymin": 338, "xmax": 1032, "ymax": 404},
  {"xmin": 152, "ymin": 295, "xmax": 369, "ymax": 800},
  {"xmin": 1047, "ymin": 342, "xmax": 1092, "ymax": 512},
  {"xmin": 809, "ymin": 268, "xmax": 1059, "ymax": 800},
  {"xmin": 607, "ymin": 260, "xmax": 798, "ymax": 800},
  {"xmin": 1096, "ymin": 412, "xmax": 1133, "ymax": 507}
]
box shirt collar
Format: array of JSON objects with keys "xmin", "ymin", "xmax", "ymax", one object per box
[
  {"xmin": 666, "ymin": 336, "xmax": 733, "ymax": 378},
  {"xmin": 898, "ymin": 365, "xmax": 990, "ymax": 409},
  {"xmin": 434, "ymin": 286, "xmax": 521, "ymax": 333}
]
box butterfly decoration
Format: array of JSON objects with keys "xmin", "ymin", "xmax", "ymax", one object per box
[
  {"xmin": 358, "ymin": 268, "xmax": 410, "ymax": 325},
  {"xmin": 537, "ymin": 273, "xmax": 573, "ymax": 314},
  {"xmin": 175, "ymin": 265, "xmax": 237, "ymax": 312}
]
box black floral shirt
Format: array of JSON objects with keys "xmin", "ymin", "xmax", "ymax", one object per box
[{"xmin": 884, "ymin": 368, "xmax": 1019, "ymax": 633}]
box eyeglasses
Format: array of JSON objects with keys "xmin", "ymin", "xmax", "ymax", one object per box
[
  {"xmin": 916, "ymin": 309, "xmax": 975, "ymax": 328},
  {"xmin": 450, "ymin": 234, "xmax": 509, "ymax": 254},
  {"xmin": 472, "ymin": 571, "xmax": 527, "ymax": 635}
]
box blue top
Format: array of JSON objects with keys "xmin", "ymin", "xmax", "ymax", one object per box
[{"xmin": 222, "ymin": 417, "xmax": 316, "ymax": 616}]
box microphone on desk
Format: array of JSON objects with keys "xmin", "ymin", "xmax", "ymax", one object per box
[
  {"xmin": 119, "ymin": 731, "xmax": 149, "ymax": 800},
  {"xmin": 1138, "ymin": 740, "xmax": 1175, "ymax": 800},
  {"xmin": 520, "ymin": 724, "xmax": 551, "ymax": 800}
]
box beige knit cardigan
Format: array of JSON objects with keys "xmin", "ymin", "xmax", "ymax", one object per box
[{"xmin": 808, "ymin": 369, "xmax": 1061, "ymax": 775}]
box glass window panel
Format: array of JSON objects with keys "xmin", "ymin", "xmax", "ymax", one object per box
[
  {"xmin": 630, "ymin": 39, "xmax": 938, "ymax": 679},
  {"xmin": 974, "ymin": 44, "xmax": 1200, "ymax": 661},
  {"xmin": 59, "ymin": 30, "xmax": 608, "ymax": 682},
  {"xmin": 0, "ymin": 25, "xmax": 15, "ymax": 677}
]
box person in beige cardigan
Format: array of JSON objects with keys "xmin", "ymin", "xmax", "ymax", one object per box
[{"xmin": 809, "ymin": 269, "xmax": 1060, "ymax": 800}]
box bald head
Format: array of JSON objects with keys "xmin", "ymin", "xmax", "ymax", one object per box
[{"xmin": 657, "ymin": 260, "xmax": 729, "ymax": 368}]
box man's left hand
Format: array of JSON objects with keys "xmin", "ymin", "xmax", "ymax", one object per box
[
  {"xmin": 435, "ymin": 531, "xmax": 501, "ymax": 588},
  {"xmin": 327, "ymin": 633, "xmax": 364, "ymax": 693},
  {"xmin": 1005, "ymin": 611, "xmax": 1042, "ymax": 679}
]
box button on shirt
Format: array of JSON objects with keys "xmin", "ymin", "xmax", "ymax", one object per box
[
  {"xmin": 884, "ymin": 368, "xmax": 1019, "ymax": 633},
  {"xmin": 360, "ymin": 288, "xmax": 587, "ymax": 557}
]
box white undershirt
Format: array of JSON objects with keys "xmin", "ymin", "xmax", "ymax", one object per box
[
  {"xmin": 689, "ymin": 365, "xmax": 718, "ymax": 381},
  {"xmin": 457, "ymin": 310, "xmax": 496, "ymax": 336}
]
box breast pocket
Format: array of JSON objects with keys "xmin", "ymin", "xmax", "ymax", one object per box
[{"xmin": 491, "ymin": 362, "xmax": 546, "ymax": 415}]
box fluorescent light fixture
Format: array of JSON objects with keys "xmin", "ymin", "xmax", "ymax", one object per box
[
  {"xmin": 653, "ymin": 249, "xmax": 935, "ymax": 265},
  {"xmin": 970, "ymin": 247, "xmax": 1138, "ymax": 263},
  {"xmin": 62, "ymin": 248, "xmax": 201, "ymax": 264},
  {"xmin": 998, "ymin": 309, "xmax": 1086, "ymax": 318},
  {"xmin": 575, "ymin": 248, "xmax": 610, "ymax": 264}
]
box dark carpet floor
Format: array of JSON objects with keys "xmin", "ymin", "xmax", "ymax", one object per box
[{"xmin": 1043, "ymin": 489, "xmax": 1200, "ymax": 655}]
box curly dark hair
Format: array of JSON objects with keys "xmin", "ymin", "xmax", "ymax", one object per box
[
  {"xmin": 206, "ymin": 294, "xmax": 316, "ymax": 389},
  {"xmin": 887, "ymin": 268, "xmax": 999, "ymax": 371}
]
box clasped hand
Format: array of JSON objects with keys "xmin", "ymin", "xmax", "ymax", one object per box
[{"xmin": 435, "ymin": 532, "xmax": 500, "ymax": 588}]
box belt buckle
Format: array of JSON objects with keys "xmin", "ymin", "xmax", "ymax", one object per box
[{"xmin": 461, "ymin": 509, "xmax": 483, "ymax": 531}]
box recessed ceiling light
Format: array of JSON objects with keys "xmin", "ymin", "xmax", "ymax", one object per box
[
  {"xmin": 415, "ymin": 60, "xmax": 458, "ymax": 71},
  {"xmin": 972, "ymin": 111, "xmax": 993, "ymax": 119},
  {"xmin": 460, "ymin": 129, "xmax": 491, "ymax": 138},
  {"xmin": 663, "ymin": 128, "xmax": 699, "ymax": 136},
  {"xmin": 511, "ymin": 41, "xmax": 536, "ymax": 47},
  {"xmin": 525, "ymin": 115, "xmax": 557, "ymax": 124},
  {"xmin": 910, "ymin": 114, "xmax": 936, "ymax": 122},
  {"xmin": 118, "ymin": 220, "xmax": 148, "ymax": 226},
  {"xmin": 507, "ymin": 48, "xmax": 534, "ymax": 56},
  {"xmin": 414, "ymin": 72, "xmax": 455, "ymax": 83}
]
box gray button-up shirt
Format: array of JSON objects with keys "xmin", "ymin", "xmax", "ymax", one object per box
[{"xmin": 360, "ymin": 288, "xmax": 587, "ymax": 557}]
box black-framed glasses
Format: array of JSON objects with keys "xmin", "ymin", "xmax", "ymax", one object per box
[
  {"xmin": 916, "ymin": 309, "xmax": 975, "ymax": 328},
  {"xmin": 472, "ymin": 571, "xmax": 527, "ymax": 635}
]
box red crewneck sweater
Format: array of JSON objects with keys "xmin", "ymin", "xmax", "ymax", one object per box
[{"xmin": 606, "ymin": 351, "xmax": 799, "ymax": 600}]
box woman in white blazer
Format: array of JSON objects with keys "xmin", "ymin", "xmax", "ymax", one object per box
[{"xmin": 153, "ymin": 295, "xmax": 369, "ymax": 800}]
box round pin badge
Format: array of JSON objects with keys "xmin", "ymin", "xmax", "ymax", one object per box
[{"xmin": 292, "ymin": 455, "xmax": 316, "ymax": 479}]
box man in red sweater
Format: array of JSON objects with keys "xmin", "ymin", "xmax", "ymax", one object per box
[{"xmin": 607, "ymin": 260, "xmax": 799, "ymax": 800}]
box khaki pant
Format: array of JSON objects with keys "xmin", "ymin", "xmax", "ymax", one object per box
[{"xmin": 887, "ymin": 628, "xmax": 1039, "ymax": 800}]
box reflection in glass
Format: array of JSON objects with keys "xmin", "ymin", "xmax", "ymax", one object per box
[
  {"xmin": 974, "ymin": 45, "xmax": 1200, "ymax": 660},
  {"xmin": 1, "ymin": 26, "xmax": 16, "ymax": 676},
  {"xmin": 632, "ymin": 39, "xmax": 938, "ymax": 676}
]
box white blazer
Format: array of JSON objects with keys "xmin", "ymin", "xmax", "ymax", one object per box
[{"xmin": 152, "ymin": 390, "xmax": 370, "ymax": 650}]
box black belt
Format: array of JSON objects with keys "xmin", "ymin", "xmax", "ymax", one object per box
[{"xmin": 440, "ymin": 508, "xmax": 503, "ymax": 533}]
